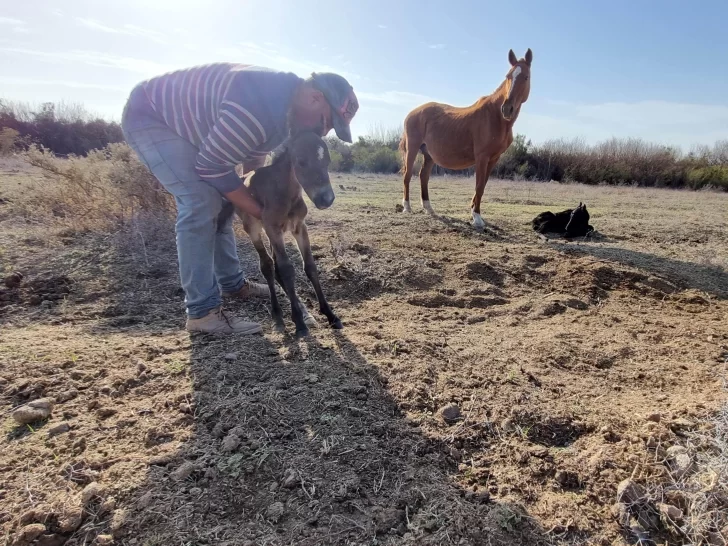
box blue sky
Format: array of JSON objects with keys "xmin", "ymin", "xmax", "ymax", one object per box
[{"xmin": 2, "ymin": 0, "xmax": 728, "ymax": 149}]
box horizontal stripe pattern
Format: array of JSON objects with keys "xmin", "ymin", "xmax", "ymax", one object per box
[{"xmin": 141, "ymin": 63, "xmax": 289, "ymax": 188}]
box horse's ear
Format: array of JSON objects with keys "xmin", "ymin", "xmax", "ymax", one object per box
[
  {"xmin": 525, "ymin": 48, "xmax": 533, "ymax": 66},
  {"xmin": 508, "ymin": 49, "xmax": 518, "ymax": 67}
]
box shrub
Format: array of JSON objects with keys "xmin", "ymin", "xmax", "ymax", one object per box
[
  {"xmin": 0, "ymin": 99, "xmax": 124, "ymax": 157},
  {"xmin": 0, "ymin": 128, "xmax": 19, "ymax": 156},
  {"xmin": 18, "ymin": 142, "xmax": 173, "ymax": 230}
]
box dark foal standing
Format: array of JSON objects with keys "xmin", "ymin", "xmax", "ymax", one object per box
[
  {"xmin": 236, "ymin": 130, "xmax": 342, "ymax": 338},
  {"xmin": 532, "ymin": 202, "xmax": 594, "ymax": 238}
]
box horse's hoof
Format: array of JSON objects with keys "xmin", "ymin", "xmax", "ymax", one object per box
[
  {"xmin": 422, "ymin": 201, "xmax": 436, "ymax": 215},
  {"xmin": 331, "ymin": 318, "xmax": 343, "ymax": 330},
  {"xmin": 472, "ymin": 213, "xmax": 486, "ymax": 229},
  {"xmin": 295, "ymin": 327, "xmax": 310, "ymax": 339},
  {"xmin": 273, "ymin": 322, "xmax": 286, "ymax": 333},
  {"xmin": 303, "ymin": 313, "xmax": 318, "ymax": 329},
  {"xmin": 402, "ymin": 200, "xmax": 412, "ymax": 213}
]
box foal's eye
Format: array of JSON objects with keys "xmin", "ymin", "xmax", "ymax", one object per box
[{"xmin": 298, "ymin": 159, "xmax": 308, "ymax": 168}]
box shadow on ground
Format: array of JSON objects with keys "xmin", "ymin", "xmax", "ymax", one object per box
[
  {"xmin": 117, "ymin": 328, "xmax": 552, "ymax": 545},
  {"xmin": 552, "ymin": 243, "xmax": 728, "ymax": 299}
]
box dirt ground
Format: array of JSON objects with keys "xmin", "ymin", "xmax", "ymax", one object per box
[{"xmin": 1, "ymin": 163, "xmax": 727, "ymax": 546}]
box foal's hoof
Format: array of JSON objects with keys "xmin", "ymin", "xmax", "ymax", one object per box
[
  {"xmin": 302, "ymin": 313, "xmax": 318, "ymax": 329},
  {"xmin": 295, "ymin": 327, "xmax": 310, "ymax": 339},
  {"xmin": 330, "ymin": 318, "xmax": 344, "ymax": 330},
  {"xmin": 273, "ymin": 322, "xmax": 286, "ymax": 333}
]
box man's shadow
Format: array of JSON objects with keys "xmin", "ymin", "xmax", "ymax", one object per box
[{"xmin": 122, "ymin": 325, "xmax": 552, "ymax": 545}]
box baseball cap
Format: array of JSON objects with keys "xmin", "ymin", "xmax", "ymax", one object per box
[{"xmin": 308, "ymin": 72, "xmax": 359, "ymax": 143}]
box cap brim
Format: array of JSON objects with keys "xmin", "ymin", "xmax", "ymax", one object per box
[{"xmin": 332, "ymin": 113, "xmax": 352, "ymax": 143}]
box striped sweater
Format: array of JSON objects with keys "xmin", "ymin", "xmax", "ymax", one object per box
[{"xmin": 140, "ymin": 63, "xmax": 302, "ymax": 193}]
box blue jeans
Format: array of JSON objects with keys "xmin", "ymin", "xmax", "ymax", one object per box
[{"xmin": 121, "ymin": 85, "xmax": 246, "ymax": 318}]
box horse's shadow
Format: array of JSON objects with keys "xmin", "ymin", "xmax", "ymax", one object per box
[{"xmin": 425, "ymin": 211, "xmax": 518, "ymax": 243}]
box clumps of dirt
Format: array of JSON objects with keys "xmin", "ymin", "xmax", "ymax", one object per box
[
  {"xmin": 546, "ymin": 257, "xmax": 683, "ymax": 304},
  {"xmin": 507, "ymin": 411, "xmax": 591, "ymax": 447},
  {"xmin": 326, "ymin": 254, "xmax": 443, "ymax": 301},
  {"xmin": 407, "ymin": 292, "xmax": 509, "ymax": 309},
  {"xmin": 2, "ymin": 274, "xmax": 75, "ymax": 312},
  {"xmin": 529, "ymin": 295, "xmax": 590, "ymax": 319},
  {"xmin": 461, "ymin": 261, "xmax": 506, "ymax": 286}
]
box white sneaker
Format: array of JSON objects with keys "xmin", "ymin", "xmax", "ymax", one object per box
[{"xmin": 186, "ymin": 307, "xmax": 262, "ymax": 335}]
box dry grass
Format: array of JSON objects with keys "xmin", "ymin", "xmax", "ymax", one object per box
[{"xmin": 12, "ymin": 144, "xmax": 173, "ymax": 231}]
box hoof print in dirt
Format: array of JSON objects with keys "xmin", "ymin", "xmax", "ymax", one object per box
[{"xmin": 439, "ymin": 403, "xmax": 462, "ymax": 425}]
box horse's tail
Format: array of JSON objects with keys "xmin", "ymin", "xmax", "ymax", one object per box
[{"xmin": 397, "ymin": 131, "xmax": 407, "ymax": 174}]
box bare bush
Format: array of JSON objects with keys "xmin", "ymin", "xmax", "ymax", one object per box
[{"xmin": 17, "ymin": 142, "xmax": 173, "ymax": 231}]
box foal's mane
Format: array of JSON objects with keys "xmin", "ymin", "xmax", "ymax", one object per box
[{"xmin": 268, "ymin": 129, "xmax": 321, "ymax": 167}]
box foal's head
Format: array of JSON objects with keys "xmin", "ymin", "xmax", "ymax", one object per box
[
  {"xmin": 565, "ymin": 202, "xmax": 589, "ymax": 233},
  {"xmin": 501, "ymin": 48, "xmax": 533, "ymax": 121},
  {"xmin": 287, "ymin": 131, "xmax": 335, "ymax": 210}
]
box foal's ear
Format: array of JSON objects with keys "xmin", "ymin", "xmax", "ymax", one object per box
[
  {"xmin": 525, "ymin": 48, "xmax": 533, "ymax": 66},
  {"xmin": 508, "ymin": 49, "xmax": 518, "ymax": 67}
]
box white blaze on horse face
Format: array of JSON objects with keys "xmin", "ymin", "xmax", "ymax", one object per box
[
  {"xmin": 508, "ymin": 66, "xmax": 522, "ymax": 100},
  {"xmin": 422, "ymin": 200, "xmax": 435, "ymax": 215},
  {"xmin": 317, "ymin": 146, "xmax": 324, "ymax": 161}
]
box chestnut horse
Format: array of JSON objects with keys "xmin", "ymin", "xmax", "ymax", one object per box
[{"xmin": 399, "ymin": 48, "xmax": 533, "ymax": 228}]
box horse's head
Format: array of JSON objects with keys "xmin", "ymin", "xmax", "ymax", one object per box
[
  {"xmin": 288, "ymin": 130, "xmax": 335, "ymax": 210},
  {"xmin": 565, "ymin": 202, "xmax": 589, "ymax": 233},
  {"xmin": 501, "ymin": 48, "xmax": 533, "ymax": 121}
]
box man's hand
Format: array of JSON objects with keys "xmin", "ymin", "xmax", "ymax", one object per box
[
  {"xmin": 224, "ymin": 186, "xmax": 262, "ymax": 220},
  {"xmin": 242, "ymin": 158, "xmax": 266, "ymax": 175}
]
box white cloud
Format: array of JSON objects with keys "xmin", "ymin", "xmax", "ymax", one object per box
[
  {"xmin": 378, "ymin": 24, "xmax": 387, "ymax": 29},
  {"xmin": 429, "ymin": 44, "xmax": 445, "ymax": 50},
  {"xmin": 0, "ymin": 16, "xmax": 28, "ymax": 34},
  {"xmin": 0, "ymin": 17, "xmax": 24, "ymax": 25},
  {"xmin": 76, "ymin": 18, "xmax": 167, "ymax": 44},
  {"xmin": 224, "ymin": 42, "xmax": 360, "ymax": 82},
  {"xmin": 0, "ymin": 47, "xmax": 173, "ymax": 76},
  {"xmin": 357, "ymin": 90, "xmax": 437, "ymax": 107}
]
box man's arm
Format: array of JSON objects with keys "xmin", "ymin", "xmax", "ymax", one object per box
[
  {"xmin": 224, "ymin": 185, "xmax": 262, "ymax": 219},
  {"xmin": 194, "ymin": 101, "xmax": 269, "ymax": 217}
]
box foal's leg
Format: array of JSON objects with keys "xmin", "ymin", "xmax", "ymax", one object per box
[
  {"xmin": 271, "ymin": 253, "xmax": 316, "ymax": 329},
  {"xmin": 419, "ymin": 151, "xmax": 435, "ymax": 215},
  {"xmin": 244, "ymin": 220, "xmax": 285, "ymax": 332},
  {"xmin": 401, "ymin": 136, "xmax": 419, "ymax": 213},
  {"xmin": 293, "ymin": 221, "xmax": 343, "ymax": 329},
  {"xmin": 471, "ymin": 156, "xmax": 494, "ymax": 229},
  {"xmin": 265, "ymin": 226, "xmax": 309, "ymax": 338}
]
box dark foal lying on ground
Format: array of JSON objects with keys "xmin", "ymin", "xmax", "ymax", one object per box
[
  {"xmin": 532, "ymin": 202, "xmax": 594, "ymax": 238},
  {"xmin": 235, "ymin": 130, "xmax": 343, "ymax": 338}
]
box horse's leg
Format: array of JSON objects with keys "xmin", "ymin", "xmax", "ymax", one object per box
[
  {"xmin": 245, "ymin": 220, "xmax": 285, "ymax": 332},
  {"xmin": 419, "ymin": 151, "xmax": 435, "ymax": 215},
  {"xmin": 402, "ymin": 136, "xmax": 419, "ymax": 213},
  {"xmin": 470, "ymin": 155, "xmax": 494, "ymax": 229},
  {"xmin": 265, "ymin": 225, "xmax": 309, "ymax": 338},
  {"xmin": 293, "ymin": 221, "xmax": 342, "ymax": 329}
]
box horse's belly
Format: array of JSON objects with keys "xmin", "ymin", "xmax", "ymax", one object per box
[{"xmin": 424, "ymin": 140, "xmax": 475, "ymax": 170}]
